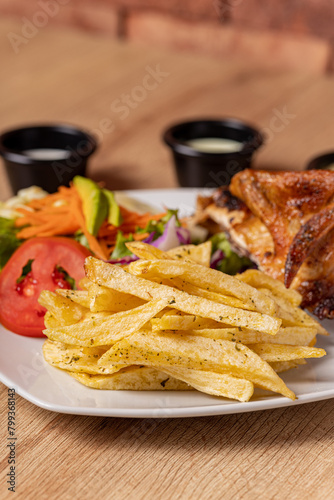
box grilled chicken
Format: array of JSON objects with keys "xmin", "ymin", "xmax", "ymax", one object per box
[{"xmin": 195, "ymin": 169, "xmax": 334, "ymax": 319}]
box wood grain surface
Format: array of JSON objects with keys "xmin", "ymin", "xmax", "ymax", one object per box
[
  {"xmin": 1, "ymin": 20, "xmax": 334, "ymax": 500},
  {"xmin": 2, "ymin": 19, "xmax": 334, "ymax": 201},
  {"xmin": 1, "ymin": 381, "xmax": 334, "ymax": 500}
]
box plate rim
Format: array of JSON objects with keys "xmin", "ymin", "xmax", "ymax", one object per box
[{"xmin": 1, "ymin": 188, "xmax": 334, "ymax": 418}]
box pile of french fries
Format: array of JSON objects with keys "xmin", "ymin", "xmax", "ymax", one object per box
[{"xmin": 41, "ymin": 241, "xmax": 327, "ymax": 402}]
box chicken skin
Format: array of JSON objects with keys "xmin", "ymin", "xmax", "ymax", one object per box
[{"xmin": 196, "ymin": 169, "xmax": 334, "ymax": 319}]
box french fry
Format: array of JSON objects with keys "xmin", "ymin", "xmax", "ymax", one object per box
[
  {"xmin": 44, "ymin": 311, "xmax": 59, "ymax": 329},
  {"xmin": 259, "ymin": 288, "xmax": 327, "ymax": 335},
  {"xmin": 43, "ymin": 340, "xmax": 124, "ymax": 374},
  {"xmin": 165, "ymin": 328, "xmax": 242, "ymax": 341},
  {"xmin": 44, "ymin": 298, "xmax": 171, "ymax": 346},
  {"xmin": 270, "ymin": 359, "xmax": 306, "ymax": 373},
  {"xmin": 125, "ymin": 241, "xmax": 171, "ymax": 261},
  {"xmin": 87, "ymin": 282, "xmax": 145, "ymax": 312},
  {"xmin": 237, "ymin": 269, "xmax": 302, "ymax": 306},
  {"xmin": 167, "ymin": 241, "xmax": 212, "ymax": 267},
  {"xmin": 160, "ymin": 309, "xmax": 179, "ymax": 317},
  {"xmin": 78, "ymin": 277, "xmax": 92, "ymax": 290},
  {"xmin": 248, "ymin": 344, "xmax": 326, "ymax": 362},
  {"xmin": 68, "ymin": 367, "xmax": 192, "ymax": 390},
  {"xmin": 38, "ymin": 290, "xmax": 88, "ymax": 327},
  {"xmin": 159, "ymin": 277, "xmax": 257, "ymax": 311},
  {"xmin": 85, "ymin": 257, "xmax": 281, "ymax": 334},
  {"xmin": 68, "ymin": 363, "xmax": 253, "ymax": 400},
  {"xmin": 308, "ymin": 337, "xmax": 317, "ymax": 347},
  {"xmin": 44, "ymin": 325, "xmax": 105, "ymax": 346},
  {"xmin": 126, "ymin": 241, "xmax": 213, "ymax": 267},
  {"xmin": 55, "ymin": 289, "xmax": 91, "ymax": 309},
  {"xmin": 161, "ymin": 367, "xmax": 254, "ymax": 402},
  {"xmin": 151, "ymin": 315, "xmax": 222, "ymax": 332},
  {"xmin": 98, "ymin": 331, "xmax": 295, "ymax": 399},
  {"xmin": 184, "ymin": 326, "xmax": 318, "ymax": 346},
  {"xmin": 128, "ymin": 259, "xmax": 276, "ymax": 315},
  {"xmin": 41, "ymin": 242, "xmax": 328, "ymax": 403}
]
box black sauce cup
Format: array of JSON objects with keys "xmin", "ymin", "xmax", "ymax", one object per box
[
  {"xmin": 306, "ymin": 152, "xmax": 334, "ymax": 171},
  {"xmin": 0, "ymin": 124, "xmax": 98, "ymax": 193},
  {"xmin": 163, "ymin": 118, "xmax": 264, "ymax": 188}
]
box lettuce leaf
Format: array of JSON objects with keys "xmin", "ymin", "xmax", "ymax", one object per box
[
  {"xmin": 0, "ymin": 217, "xmax": 22, "ymax": 271},
  {"xmin": 73, "ymin": 230, "xmax": 90, "ymax": 250},
  {"xmin": 210, "ymin": 232, "xmax": 254, "ymax": 276},
  {"xmin": 136, "ymin": 209, "xmax": 180, "ymax": 240},
  {"xmin": 111, "ymin": 231, "xmax": 134, "ymax": 259}
]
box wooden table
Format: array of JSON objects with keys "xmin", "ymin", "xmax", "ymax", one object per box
[{"xmin": 1, "ymin": 20, "xmax": 334, "ymax": 499}]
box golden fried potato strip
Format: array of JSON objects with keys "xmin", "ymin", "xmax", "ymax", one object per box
[
  {"xmin": 151, "ymin": 315, "xmax": 222, "ymax": 332},
  {"xmin": 258, "ymin": 288, "xmax": 327, "ymax": 335},
  {"xmin": 55, "ymin": 289, "xmax": 91, "ymax": 309},
  {"xmin": 177, "ymin": 326, "xmax": 318, "ymax": 346},
  {"xmin": 125, "ymin": 241, "xmax": 171, "ymax": 260},
  {"xmin": 87, "ymin": 282, "xmax": 145, "ymax": 312},
  {"xmin": 85, "ymin": 257, "xmax": 281, "ymax": 334},
  {"xmin": 126, "ymin": 241, "xmax": 212, "ymax": 267},
  {"xmin": 78, "ymin": 277, "xmax": 92, "ymax": 290},
  {"xmin": 248, "ymin": 344, "xmax": 326, "ymax": 362},
  {"xmin": 39, "ymin": 290, "xmax": 88, "ymax": 327},
  {"xmin": 98, "ymin": 331, "xmax": 295, "ymax": 399},
  {"xmin": 167, "ymin": 241, "xmax": 212, "ymax": 267},
  {"xmin": 160, "ymin": 367, "xmax": 254, "ymax": 402},
  {"xmin": 270, "ymin": 359, "xmax": 306, "ymax": 373},
  {"xmin": 41, "ymin": 243, "xmax": 329, "ymax": 403},
  {"xmin": 43, "ymin": 298, "xmax": 170, "ymax": 346},
  {"xmin": 129, "ymin": 259, "xmax": 276, "ymax": 315},
  {"xmin": 159, "ymin": 277, "xmax": 257, "ymax": 311},
  {"xmin": 68, "ymin": 367, "xmax": 192, "ymax": 390},
  {"xmin": 43, "ymin": 340, "xmax": 124, "ymax": 374},
  {"xmin": 237, "ymin": 269, "xmax": 302, "ymax": 306},
  {"xmin": 67, "ymin": 363, "xmax": 253, "ymax": 400}
]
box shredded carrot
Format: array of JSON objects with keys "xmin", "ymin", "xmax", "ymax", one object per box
[
  {"xmin": 14, "ymin": 184, "xmax": 167, "ymax": 259},
  {"xmin": 133, "ymin": 232, "xmax": 149, "ymax": 241}
]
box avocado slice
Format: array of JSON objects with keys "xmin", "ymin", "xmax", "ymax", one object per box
[
  {"xmin": 73, "ymin": 176, "xmax": 108, "ymax": 236},
  {"xmin": 103, "ymin": 189, "xmax": 123, "ymax": 227}
]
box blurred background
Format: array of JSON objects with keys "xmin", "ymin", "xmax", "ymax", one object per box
[
  {"xmin": 0, "ymin": 0, "xmax": 332, "ymax": 72},
  {"xmin": 1, "ymin": 0, "xmax": 334, "ymax": 200}
]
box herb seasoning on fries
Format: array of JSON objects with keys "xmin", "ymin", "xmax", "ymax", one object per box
[{"xmin": 41, "ymin": 241, "xmax": 327, "ymax": 402}]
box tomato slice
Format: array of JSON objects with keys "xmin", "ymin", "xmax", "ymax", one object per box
[{"xmin": 0, "ymin": 237, "xmax": 91, "ymax": 337}]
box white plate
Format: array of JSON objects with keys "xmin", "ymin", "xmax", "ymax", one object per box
[{"xmin": 1, "ymin": 189, "xmax": 334, "ymax": 418}]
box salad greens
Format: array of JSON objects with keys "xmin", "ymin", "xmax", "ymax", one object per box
[
  {"xmin": 55, "ymin": 265, "xmax": 76, "ymax": 290},
  {"xmin": 109, "ymin": 210, "xmax": 253, "ymax": 277},
  {"xmin": 74, "ymin": 230, "xmax": 90, "ymax": 250},
  {"xmin": 111, "ymin": 232, "xmax": 134, "ymax": 259},
  {"xmin": 16, "ymin": 258, "xmax": 34, "ymax": 284},
  {"xmin": 112, "ymin": 210, "xmax": 182, "ymax": 259},
  {"xmin": 0, "ymin": 194, "xmax": 254, "ymax": 279},
  {"xmin": 210, "ymin": 232, "xmax": 254, "ymax": 276},
  {"xmin": 0, "ymin": 217, "xmax": 22, "ymax": 271},
  {"xmin": 136, "ymin": 209, "xmax": 181, "ymax": 239}
]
